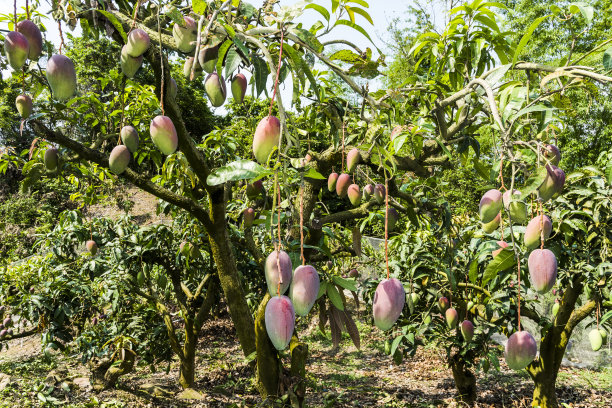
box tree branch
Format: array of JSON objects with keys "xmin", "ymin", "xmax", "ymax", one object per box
[{"xmin": 31, "ymin": 120, "xmax": 213, "ymax": 231}]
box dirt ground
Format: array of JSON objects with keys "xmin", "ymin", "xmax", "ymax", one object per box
[{"xmin": 1, "ymin": 311, "xmax": 611, "ymax": 408}]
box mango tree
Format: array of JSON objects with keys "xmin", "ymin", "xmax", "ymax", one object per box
[{"xmin": 3, "ymin": 0, "xmax": 611, "ymax": 404}]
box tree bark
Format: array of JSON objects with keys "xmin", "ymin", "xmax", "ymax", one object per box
[
  {"xmin": 255, "ymin": 294, "xmax": 280, "ymax": 398},
  {"xmin": 179, "ymin": 317, "xmax": 197, "ymax": 389},
  {"xmin": 526, "ymin": 274, "xmax": 596, "ymax": 408},
  {"xmin": 450, "ymin": 354, "xmax": 477, "ymax": 405}
]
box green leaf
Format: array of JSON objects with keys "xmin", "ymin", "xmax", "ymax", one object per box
[
  {"xmin": 224, "ymin": 47, "xmax": 242, "ymax": 77},
  {"xmin": 206, "ymin": 160, "xmax": 271, "ymax": 186},
  {"xmin": 603, "ymin": 47, "xmax": 612, "ymax": 70},
  {"xmin": 345, "ymin": 6, "xmax": 373, "ymax": 25},
  {"xmin": 283, "ymin": 44, "xmax": 320, "ymax": 100},
  {"xmin": 96, "ymin": 10, "xmax": 127, "ymax": 42},
  {"xmin": 304, "ymin": 3, "xmax": 330, "ymax": 22},
  {"xmin": 251, "ymin": 56, "xmax": 269, "ymax": 97},
  {"xmin": 327, "ymin": 284, "xmax": 345, "ymax": 311},
  {"xmin": 329, "ymin": 49, "xmax": 362, "ymax": 64},
  {"xmin": 192, "ymin": 0, "xmax": 208, "ymax": 15},
  {"xmin": 469, "ymin": 259, "xmax": 479, "ymax": 283},
  {"xmin": 332, "ymin": 275, "xmax": 358, "ymax": 292},
  {"xmin": 334, "ymin": 20, "xmax": 379, "ymax": 51},
  {"xmin": 512, "ymin": 15, "xmax": 549, "ymax": 65},
  {"xmin": 569, "ymin": 3, "xmax": 594, "ymax": 24},
  {"xmin": 390, "ymin": 335, "xmax": 404, "ymax": 355},
  {"xmin": 216, "ymin": 40, "xmax": 233, "ymax": 78},
  {"xmin": 317, "ymin": 281, "xmax": 328, "ymax": 300},
  {"xmin": 605, "ymin": 162, "xmax": 612, "ymax": 185},
  {"xmin": 521, "ymin": 166, "xmax": 548, "ymax": 197},
  {"xmin": 483, "ymin": 248, "xmax": 516, "ymax": 285},
  {"xmin": 304, "ymin": 167, "xmax": 326, "ymax": 180},
  {"xmin": 290, "ymin": 27, "xmax": 324, "ymax": 53},
  {"xmin": 164, "ymin": 6, "xmax": 186, "ymax": 27}
]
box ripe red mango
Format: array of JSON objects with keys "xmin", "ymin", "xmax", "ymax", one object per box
[
  {"xmin": 543, "ymin": 144, "xmax": 561, "ymax": 166},
  {"xmin": 46, "ymin": 54, "xmax": 77, "ymax": 100},
  {"xmin": 16, "ymin": 20, "xmax": 42, "ymax": 60},
  {"xmin": 265, "ymin": 250, "xmax": 292, "ymax": 297},
  {"xmin": 290, "ymin": 265, "xmax": 320, "ymax": 316},
  {"xmin": 253, "ymin": 116, "xmax": 281, "ymax": 163},
  {"xmin": 373, "ymin": 278, "xmax": 405, "ymax": 331},
  {"xmin": 524, "ymin": 215, "xmax": 552, "ymax": 249},
  {"xmin": 335, "ymin": 174, "xmax": 351, "ymax": 197},
  {"xmin": 346, "ymin": 148, "xmax": 361, "ymax": 172},
  {"xmin": 328, "ymin": 172, "xmax": 339, "ymax": 192},
  {"xmin": 363, "ymin": 184, "xmax": 374, "ymax": 200},
  {"xmin": 438, "ymin": 296, "xmax": 449, "ymax": 312},
  {"xmin": 150, "ymin": 115, "xmax": 178, "ymax": 155},
  {"xmin": 445, "ymin": 308, "xmax": 458, "ymax": 329},
  {"xmin": 505, "ymin": 331, "xmax": 537, "ymax": 370},
  {"xmin": 461, "ymin": 320, "xmax": 474, "ymax": 342},
  {"xmin": 348, "ymin": 184, "xmax": 361, "ymax": 206},
  {"xmin": 86, "ymin": 240, "xmax": 98, "ymax": 256},
  {"xmin": 492, "ymin": 240, "xmax": 508, "ymax": 258},
  {"xmin": 387, "ymin": 207, "xmax": 400, "ymax": 232},
  {"xmin": 4, "ymin": 31, "xmax": 29, "ymax": 70},
  {"xmin": 265, "ymin": 295, "xmax": 295, "ymax": 350},
  {"xmin": 479, "ymin": 189, "xmax": 502, "ymax": 223},
  {"xmin": 528, "ymin": 248, "xmax": 557, "ymax": 294}
]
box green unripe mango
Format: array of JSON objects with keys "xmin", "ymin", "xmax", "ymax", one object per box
[
  {"xmin": 479, "ymin": 189, "xmax": 503, "ymax": 223},
  {"xmin": 589, "ymin": 328, "xmax": 603, "ymax": 351},
  {"xmin": 172, "ymin": 16, "xmax": 197, "ymax": 53},
  {"xmin": 15, "ymin": 94, "xmax": 33, "ymax": 119},
  {"xmin": 231, "ymin": 73, "xmax": 247, "ymax": 103},
  {"xmin": 198, "ymin": 44, "xmax": 219, "ymax": 73},
  {"xmin": 445, "ymin": 308, "xmax": 458, "ymax": 329},
  {"xmin": 120, "ymin": 126, "xmax": 139, "ymax": 153},
  {"xmin": 205, "ymin": 73, "xmax": 227, "ymax": 107},
  {"xmin": 44, "ymin": 148, "xmax": 59, "ymax": 171},
  {"xmin": 109, "ymin": 145, "xmax": 130, "ymax": 174},
  {"xmin": 482, "ymin": 212, "xmax": 500, "ymax": 233},
  {"xmin": 503, "ymin": 189, "xmax": 527, "ymax": 224},
  {"xmin": 183, "ymin": 57, "xmax": 202, "ymax": 80},
  {"xmin": 120, "ymin": 45, "xmax": 143, "ymax": 78},
  {"xmin": 125, "ymin": 28, "xmax": 150, "ymax": 57}
]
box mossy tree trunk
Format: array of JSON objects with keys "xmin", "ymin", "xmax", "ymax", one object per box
[{"xmin": 525, "ymin": 275, "xmax": 596, "ymax": 408}]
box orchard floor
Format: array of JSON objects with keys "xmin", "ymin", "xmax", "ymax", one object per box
[{"xmin": 1, "ymin": 313, "xmax": 611, "ymax": 408}]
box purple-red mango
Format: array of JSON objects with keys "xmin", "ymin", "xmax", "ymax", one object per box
[
  {"xmin": 505, "ymin": 331, "xmax": 537, "ymax": 370},
  {"xmin": 265, "ymin": 250, "xmax": 292, "ymax": 297},
  {"xmin": 265, "ymin": 295, "xmax": 295, "ymax": 350},
  {"xmin": 373, "ymin": 278, "xmax": 405, "ymax": 331},
  {"xmin": 290, "ymin": 265, "xmax": 320, "ymax": 316},
  {"xmin": 528, "ymin": 248, "xmax": 557, "ymax": 293}
]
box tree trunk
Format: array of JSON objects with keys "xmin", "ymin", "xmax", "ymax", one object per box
[
  {"xmin": 450, "ymin": 355, "xmax": 477, "ymax": 405},
  {"xmin": 206, "ymin": 214, "xmax": 256, "ymax": 357},
  {"xmin": 255, "ymin": 294, "xmax": 280, "ymax": 398},
  {"xmin": 530, "ymin": 365, "xmax": 559, "ymax": 408},
  {"xmin": 179, "ymin": 318, "xmax": 197, "ymax": 389},
  {"xmin": 290, "ymin": 337, "xmax": 308, "ymax": 408}
]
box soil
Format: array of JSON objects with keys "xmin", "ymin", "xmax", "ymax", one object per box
[{"xmin": 1, "ymin": 311, "xmax": 610, "ymax": 408}]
